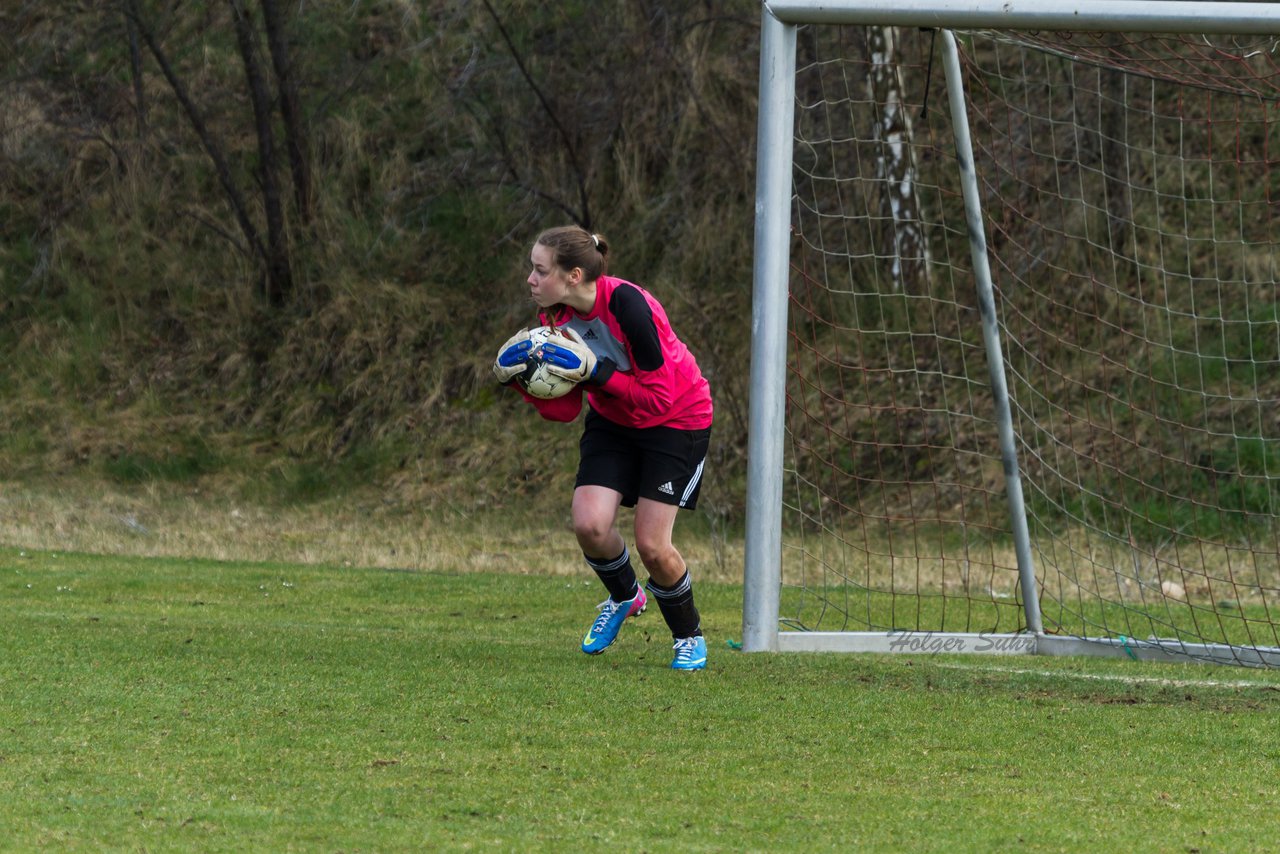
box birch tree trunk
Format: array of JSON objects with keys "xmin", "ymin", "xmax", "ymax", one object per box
[{"xmin": 865, "ymin": 25, "xmax": 930, "ymax": 292}]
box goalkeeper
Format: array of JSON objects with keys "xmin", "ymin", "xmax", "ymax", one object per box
[{"xmin": 493, "ymin": 225, "xmax": 714, "ymax": 671}]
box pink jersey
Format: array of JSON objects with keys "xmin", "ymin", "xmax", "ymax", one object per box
[{"xmin": 515, "ymin": 276, "xmax": 713, "ymax": 430}]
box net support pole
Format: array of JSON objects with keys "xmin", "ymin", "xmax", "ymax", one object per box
[
  {"xmin": 742, "ymin": 6, "xmax": 797, "ymax": 653},
  {"xmin": 940, "ymin": 29, "xmax": 1044, "ymax": 635}
]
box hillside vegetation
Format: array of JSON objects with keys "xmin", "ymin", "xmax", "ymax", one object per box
[{"xmin": 1, "ymin": 1, "xmax": 760, "ymax": 519}]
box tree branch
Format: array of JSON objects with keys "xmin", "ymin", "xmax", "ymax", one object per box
[
  {"xmin": 480, "ymin": 0, "xmax": 591, "ymax": 229},
  {"xmin": 123, "ymin": 0, "xmax": 265, "ymax": 264}
]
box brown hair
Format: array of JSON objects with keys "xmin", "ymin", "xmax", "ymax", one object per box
[{"xmin": 535, "ymin": 225, "xmax": 609, "ymax": 281}]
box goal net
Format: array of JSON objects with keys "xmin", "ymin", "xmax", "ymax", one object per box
[{"xmin": 745, "ymin": 3, "xmax": 1280, "ymax": 667}]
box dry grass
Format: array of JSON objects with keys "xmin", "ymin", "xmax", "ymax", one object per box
[
  {"xmin": 0, "ymin": 478, "xmax": 745, "ymax": 584},
  {"xmin": 781, "ymin": 519, "xmax": 1280, "ymax": 609}
]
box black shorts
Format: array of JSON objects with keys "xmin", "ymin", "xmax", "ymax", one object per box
[{"xmin": 576, "ymin": 409, "xmax": 711, "ymax": 510}]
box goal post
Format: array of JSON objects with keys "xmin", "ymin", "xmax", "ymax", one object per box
[{"xmin": 745, "ymin": 1, "xmax": 1280, "ymax": 667}]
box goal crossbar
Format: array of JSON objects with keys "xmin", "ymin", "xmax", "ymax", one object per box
[{"xmin": 764, "ymin": 0, "xmax": 1280, "ymax": 33}]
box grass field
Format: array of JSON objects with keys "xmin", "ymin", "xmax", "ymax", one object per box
[{"xmin": 3, "ymin": 545, "xmax": 1279, "ymax": 852}]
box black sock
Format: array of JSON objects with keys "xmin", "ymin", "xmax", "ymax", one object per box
[
  {"xmin": 646, "ymin": 571, "xmax": 703, "ymax": 639},
  {"xmin": 586, "ymin": 547, "xmax": 639, "ymax": 603}
]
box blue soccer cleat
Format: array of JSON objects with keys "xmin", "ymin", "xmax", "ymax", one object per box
[
  {"xmin": 581, "ymin": 588, "xmax": 647, "ymax": 655},
  {"xmin": 670, "ymin": 635, "xmax": 708, "ymax": 671}
]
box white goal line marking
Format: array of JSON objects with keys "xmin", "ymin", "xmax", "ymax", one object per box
[{"xmin": 932, "ymin": 661, "xmax": 1280, "ymax": 691}]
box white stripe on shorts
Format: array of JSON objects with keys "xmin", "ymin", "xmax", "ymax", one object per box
[{"xmin": 679, "ymin": 456, "xmax": 705, "ymax": 508}]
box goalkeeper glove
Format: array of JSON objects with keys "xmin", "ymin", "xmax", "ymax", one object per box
[
  {"xmin": 539, "ymin": 327, "xmax": 598, "ymax": 384},
  {"xmin": 493, "ymin": 329, "xmax": 533, "ymax": 384}
]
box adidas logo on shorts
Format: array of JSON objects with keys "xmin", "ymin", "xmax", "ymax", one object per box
[{"xmin": 658, "ymin": 481, "xmax": 675, "ymax": 495}]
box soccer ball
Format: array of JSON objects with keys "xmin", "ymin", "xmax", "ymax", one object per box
[{"xmin": 516, "ymin": 326, "xmax": 580, "ymax": 400}]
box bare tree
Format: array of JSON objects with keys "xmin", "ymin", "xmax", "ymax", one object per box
[
  {"xmin": 478, "ymin": 0, "xmax": 593, "ymax": 229},
  {"xmin": 1100, "ymin": 66, "xmax": 1135, "ymax": 270},
  {"xmin": 124, "ymin": 0, "xmax": 297, "ymax": 308},
  {"xmin": 123, "ymin": 0, "xmax": 266, "ymax": 270},
  {"xmin": 122, "ymin": 7, "xmax": 148, "ymax": 137},
  {"xmin": 261, "ymin": 0, "xmax": 312, "ymax": 224},
  {"xmin": 230, "ymin": 0, "xmax": 292, "ymax": 307}
]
